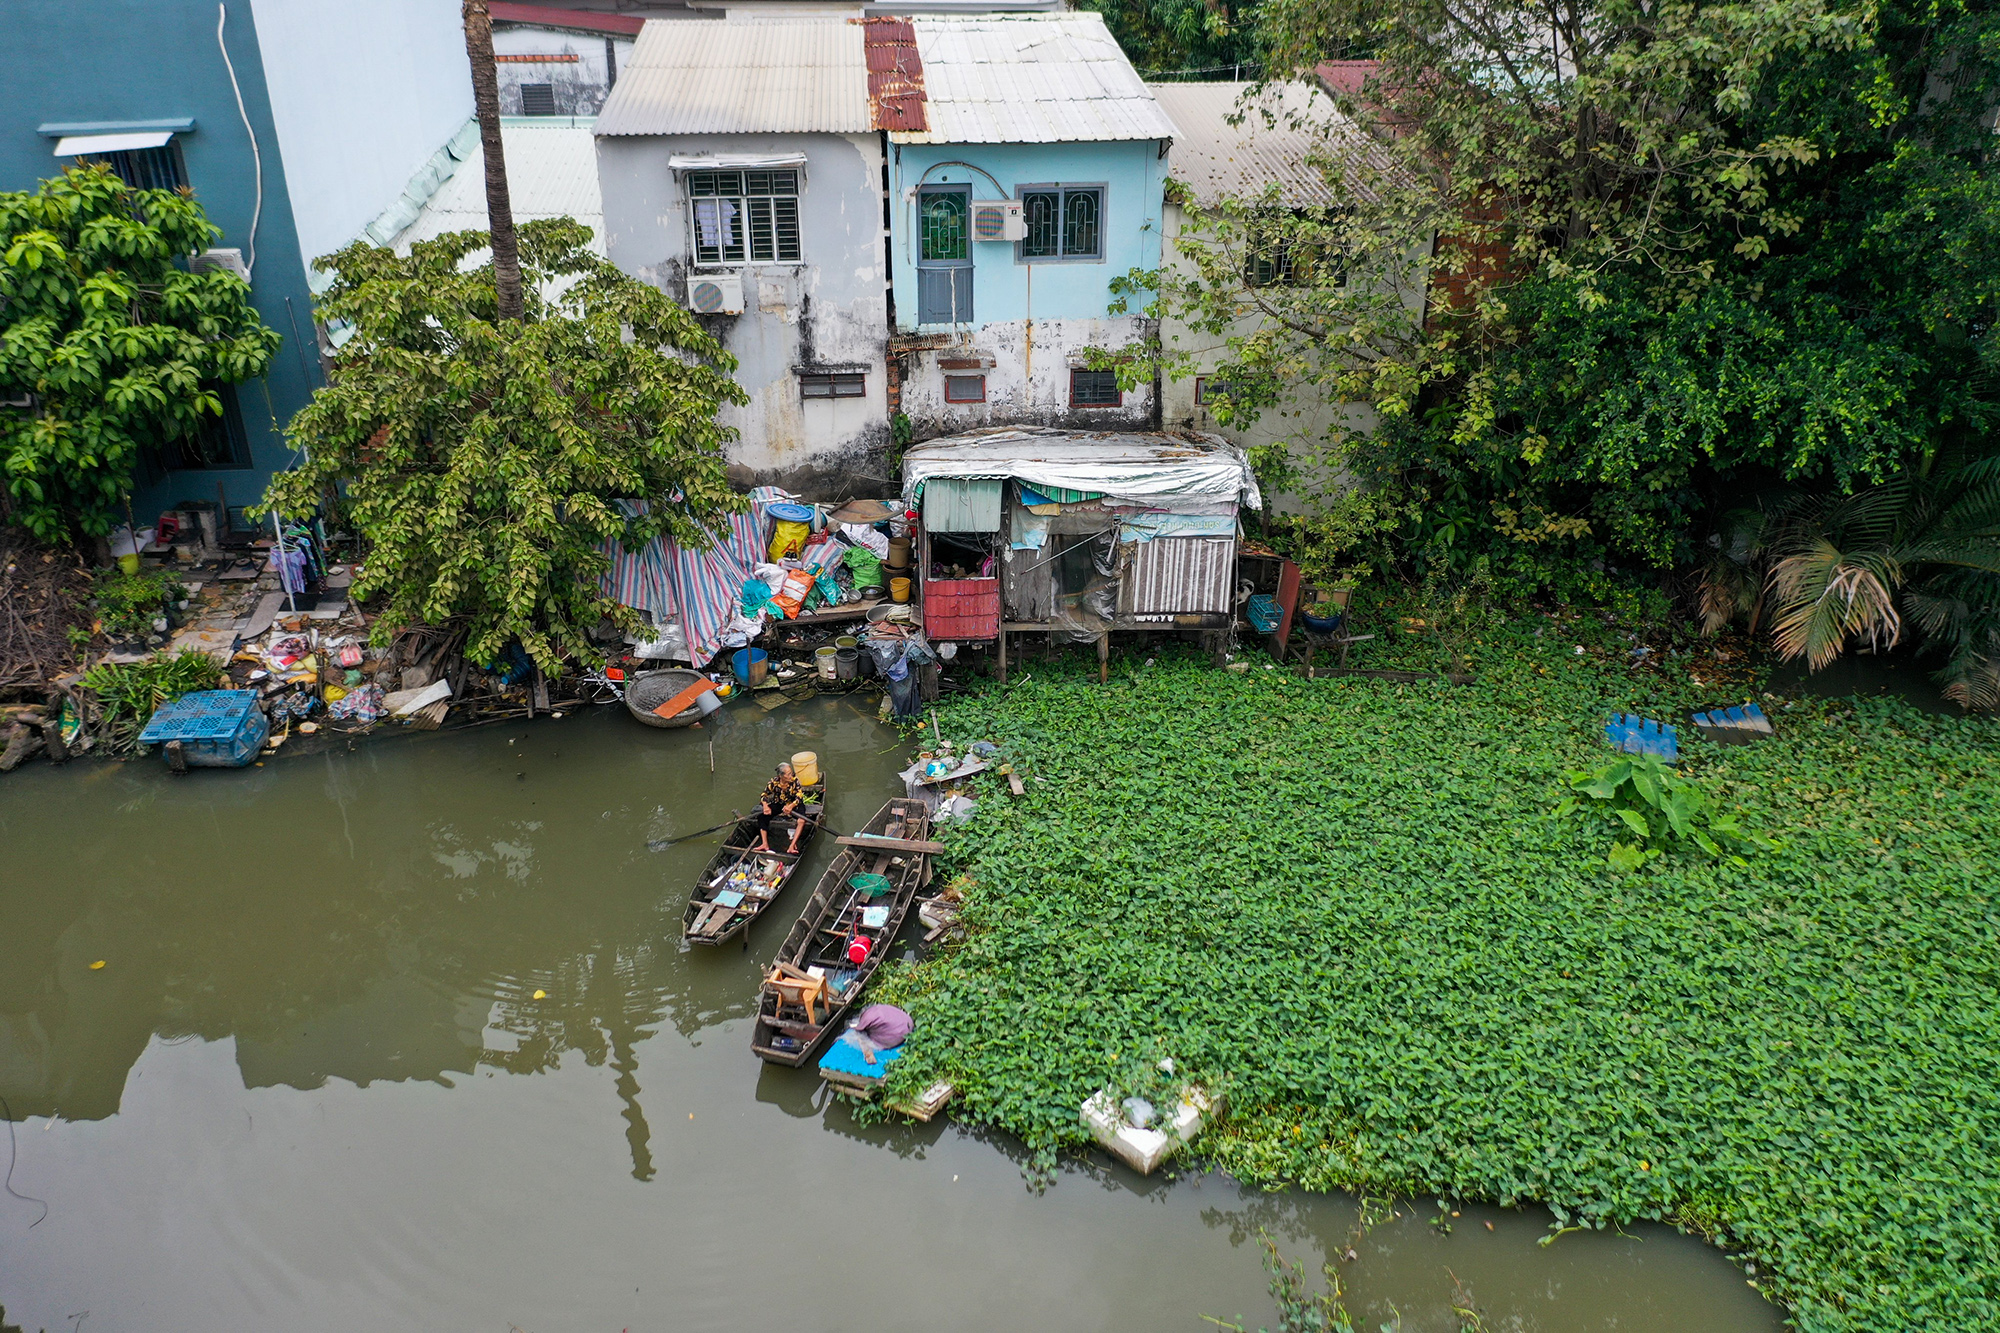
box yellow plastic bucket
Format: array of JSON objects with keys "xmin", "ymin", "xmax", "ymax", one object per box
[
  {"xmin": 117, "ymin": 553, "xmax": 141, "ymax": 575},
  {"xmin": 889, "ymin": 576, "xmax": 911, "ymax": 603},
  {"xmin": 791, "ymin": 751, "xmax": 820, "ymax": 787}
]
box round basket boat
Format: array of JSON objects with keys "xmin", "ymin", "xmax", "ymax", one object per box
[{"xmin": 624, "ymin": 668, "xmax": 711, "ymax": 729}]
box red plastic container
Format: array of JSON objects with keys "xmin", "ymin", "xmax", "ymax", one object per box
[
  {"xmin": 846, "ymin": 936, "xmax": 872, "ymax": 965},
  {"xmin": 922, "ymin": 577, "xmax": 999, "ymax": 641}
]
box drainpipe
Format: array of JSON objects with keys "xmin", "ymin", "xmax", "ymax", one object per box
[{"xmin": 1023, "ymin": 262, "xmax": 1032, "ymax": 400}]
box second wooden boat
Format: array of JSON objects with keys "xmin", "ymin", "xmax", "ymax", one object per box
[
  {"xmin": 681, "ymin": 778, "xmax": 827, "ymax": 946},
  {"xmin": 750, "ymin": 797, "xmax": 934, "ymax": 1066}
]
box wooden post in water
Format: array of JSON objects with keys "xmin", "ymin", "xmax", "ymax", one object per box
[{"xmin": 709, "ymin": 738, "xmax": 715, "ymax": 773}]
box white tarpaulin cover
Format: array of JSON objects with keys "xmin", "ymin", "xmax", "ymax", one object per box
[{"xmin": 901, "ymin": 427, "xmax": 1261, "ymax": 514}]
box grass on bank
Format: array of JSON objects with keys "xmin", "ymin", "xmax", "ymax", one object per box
[{"xmin": 875, "ymin": 614, "xmax": 2000, "ymax": 1333}]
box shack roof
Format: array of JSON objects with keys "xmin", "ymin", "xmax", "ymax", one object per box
[
  {"xmin": 489, "ymin": 3, "xmax": 645, "ymax": 37},
  {"xmin": 891, "ymin": 13, "xmax": 1177, "ymax": 145},
  {"xmin": 1147, "ymin": 80, "xmax": 1394, "ymax": 207},
  {"xmin": 594, "ymin": 19, "xmax": 871, "ymax": 136},
  {"xmin": 900, "ymin": 427, "xmax": 1260, "ymax": 511}
]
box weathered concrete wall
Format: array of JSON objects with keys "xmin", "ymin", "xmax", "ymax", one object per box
[
  {"xmin": 596, "ymin": 130, "xmax": 891, "ymax": 493},
  {"xmin": 896, "ymin": 316, "xmax": 1155, "ymax": 438},
  {"xmin": 491, "ymin": 25, "xmax": 635, "ymax": 117}
]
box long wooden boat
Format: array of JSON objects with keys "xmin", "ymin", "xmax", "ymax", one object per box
[
  {"xmin": 750, "ymin": 797, "xmax": 933, "ymax": 1066},
  {"xmin": 681, "ymin": 778, "xmax": 827, "ymax": 946}
]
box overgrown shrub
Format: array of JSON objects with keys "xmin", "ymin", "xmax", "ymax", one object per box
[{"xmin": 81, "ymin": 650, "xmax": 225, "ymax": 753}]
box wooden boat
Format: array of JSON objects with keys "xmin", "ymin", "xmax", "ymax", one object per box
[
  {"xmin": 750, "ymin": 797, "xmax": 935, "ymax": 1066},
  {"xmin": 680, "ymin": 777, "xmax": 827, "ymax": 946}
]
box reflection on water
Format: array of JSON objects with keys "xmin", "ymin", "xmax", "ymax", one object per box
[{"xmin": 0, "ymin": 702, "xmax": 1781, "ymax": 1332}]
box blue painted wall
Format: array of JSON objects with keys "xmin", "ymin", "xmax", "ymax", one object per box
[
  {"xmin": 1, "ymin": 0, "xmax": 317, "ymax": 531},
  {"xmin": 887, "ymin": 139, "xmax": 1166, "ymax": 331}
]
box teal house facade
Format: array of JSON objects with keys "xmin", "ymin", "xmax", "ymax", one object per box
[{"xmin": 881, "ymin": 14, "xmax": 1177, "ymax": 437}]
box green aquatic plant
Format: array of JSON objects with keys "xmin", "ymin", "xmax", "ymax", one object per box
[
  {"xmin": 878, "ymin": 626, "xmax": 2000, "ymax": 1333},
  {"xmin": 1554, "ymin": 753, "xmax": 1776, "ymax": 871},
  {"xmin": 81, "ymin": 649, "xmax": 225, "ymax": 753}
]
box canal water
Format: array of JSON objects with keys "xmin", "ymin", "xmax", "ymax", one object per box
[{"xmin": 0, "ymin": 699, "xmax": 1781, "ymax": 1332}]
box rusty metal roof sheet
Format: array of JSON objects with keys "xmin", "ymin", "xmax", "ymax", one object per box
[
  {"xmin": 860, "ymin": 16, "xmax": 928, "ymax": 133},
  {"xmin": 1147, "ymin": 81, "xmax": 1396, "ymax": 207},
  {"xmin": 892, "ymin": 14, "xmax": 1177, "ymax": 145},
  {"xmin": 594, "ymin": 19, "xmax": 871, "ymax": 136}
]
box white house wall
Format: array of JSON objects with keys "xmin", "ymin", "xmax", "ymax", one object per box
[
  {"xmin": 492, "ymin": 25, "xmax": 635, "ymax": 117},
  {"xmin": 596, "ymin": 130, "xmax": 891, "ymax": 490},
  {"xmin": 249, "ymin": 0, "xmax": 472, "ymax": 267}
]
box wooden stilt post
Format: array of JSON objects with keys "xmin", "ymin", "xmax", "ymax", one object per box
[
  {"xmin": 1097, "ymin": 632, "xmax": 1109, "ymax": 684},
  {"xmin": 997, "ymin": 627, "xmax": 1007, "ymax": 686}
]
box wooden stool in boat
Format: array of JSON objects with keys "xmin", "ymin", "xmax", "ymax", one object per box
[{"xmin": 766, "ymin": 965, "xmax": 827, "ymax": 1026}]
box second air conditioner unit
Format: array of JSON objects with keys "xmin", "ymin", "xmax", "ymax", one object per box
[
  {"xmin": 971, "ymin": 200, "xmax": 1026, "ymax": 242},
  {"xmin": 190, "ymin": 247, "xmax": 250, "ymax": 280},
  {"xmin": 686, "ymin": 272, "xmax": 745, "ymax": 315}
]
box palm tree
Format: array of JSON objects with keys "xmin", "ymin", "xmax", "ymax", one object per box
[
  {"xmin": 461, "ymin": 0, "xmax": 524, "ymax": 322},
  {"xmin": 1763, "ymin": 454, "xmax": 2000, "ymax": 707}
]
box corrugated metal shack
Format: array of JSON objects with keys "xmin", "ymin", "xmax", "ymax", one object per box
[{"xmin": 900, "ymin": 427, "xmax": 1262, "ymax": 681}]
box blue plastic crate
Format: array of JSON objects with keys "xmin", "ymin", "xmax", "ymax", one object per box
[
  {"xmin": 138, "ymin": 690, "xmax": 268, "ymax": 767},
  {"xmin": 1605, "ymin": 712, "xmax": 1679, "ymax": 764}
]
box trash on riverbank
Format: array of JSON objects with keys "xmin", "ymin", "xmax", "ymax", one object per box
[{"xmin": 1081, "ymin": 1081, "xmax": 1224, "ymax": 1176}]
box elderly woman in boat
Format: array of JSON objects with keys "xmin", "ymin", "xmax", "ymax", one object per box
[{"xmin": 753, "ymin": 761, "xmax": 806, "ymax": 854}]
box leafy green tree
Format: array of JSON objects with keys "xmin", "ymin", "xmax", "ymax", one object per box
[
  {"xmin": 261, "ymin": 218, "xmax": 748, "ymax": 671},
  {"xmin": 0, "ymin": 164, "xmax": 279, "ymax": 543},
  {"xmin": 1125, "ymin": 0, "xmax": 2000, "ymax": 628},
  {"xmin": 1081, "ymin": 0, "xmax": 1265, "ymax": 76}
]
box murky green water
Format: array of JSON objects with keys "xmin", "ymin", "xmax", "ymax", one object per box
[{"xmin": 0, "ymin": 699, "xmax": 1782, "ymax": 1332}]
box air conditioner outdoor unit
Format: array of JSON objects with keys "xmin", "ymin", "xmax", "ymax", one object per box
[
  {"xmin": 686, "ymin": 271, "xmax": 745, "ymax": 315},
  {"xmin": 971, "ymin": 199, "xmax": 1026, "ymax": 242},
  {"xmin": 190, "ymin": 247, "xmax": 250, "ymax": 280}
]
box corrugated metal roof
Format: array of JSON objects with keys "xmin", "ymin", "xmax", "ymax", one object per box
[
  {"xmin": 391, "ymin": 120, "xmax": 604, "ymax": 253},
  {"xmin": 893, "ymin": 14, "xmax": 1177, "ymax": 144},
  {"xmin": 594, "ymin": 19, "xmax": 871, "ymax": 136},
  {"xmin": 1147, "ymin": 81, "xmax": 1395, "ymax": 207},
  {"xmin": 1122, "ymin": 536, "xmax": 1236, "ymax": 614}
]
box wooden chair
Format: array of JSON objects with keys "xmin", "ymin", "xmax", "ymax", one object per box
[{"xmin": 766, "ymin": 963, "xmax": 828, "ymax": 1026}]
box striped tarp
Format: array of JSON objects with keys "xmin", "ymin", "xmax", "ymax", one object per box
[{"xmin": 602, "ymin": 489, "xmax": 794, "ymax": 666}]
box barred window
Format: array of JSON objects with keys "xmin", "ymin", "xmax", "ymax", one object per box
[
  {"xmin": 1019, "ymin": 186, "xmax": 1104, "ymax": 261},
  {"xmin": 1070, "ymin": 370, "xmax": 1121, "ymax": 407},
  {"xmin": 944, "ymin": 373, "xmax": 986, "ymax": 403},
  {"xmin": 688, "ymin": 170, "xmax": 801, "ymax": 265},
  {"xmin": 800, "ymin": 372, "xmax": 866, "ymax": 400},
  {"xmin": 1244, "ymin": 208, "xmax": 1343, "ymax": 288}
]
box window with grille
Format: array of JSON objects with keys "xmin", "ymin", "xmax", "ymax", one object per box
[
  {"xmin": 687, "ymin": 170, "xmax": 801, "ymax": 266},
  {"xmin": 1070, "ymin": 370, "xmax": 1121, "ymax": 407},
  {"xmin": 81, "ymin": 143, "xmax": 186, "ymax": 192},
  {"xmin": 1194, "ymin": 377, "xmax": 1243, "ymax": 406},
  {"xmin": 1019, "ymin": 186, "xmax": 1104, "ymax": 261},
  {"xmin": 1244, "ymin": 209, "xmax": 1343, "ymax": 288},
  {"xmin": 177, "ymin": 384, "xmax": 252, "ymax": 469},
  {"xmin": 519, "ymin": 83, "xmax": 558, "ymax": 116},
  {"xmin": 800, "ymin": 372, "xmax": 865, "ymax": 400},
  {"xmin": 943, "ymin": 373, "xmax": 986, "ymax": 403}
]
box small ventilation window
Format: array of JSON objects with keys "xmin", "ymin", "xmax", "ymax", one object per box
[
  {"xmin": 944, "ymin": 374, "xmax": 986, "ymax": 403},
  {"xmin": 800, "ymin": 372, "xmax": 866, "ymax": 400},
  {"xmin": 1070, "ymin": 370, "xmax": 1121, "ymax": 408},
  {"xmin": 519, "ymin": 83, "xmax": 558, "ymax": 116}
]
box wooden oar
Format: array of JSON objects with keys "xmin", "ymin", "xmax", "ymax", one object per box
[{"xmin": 648, "ymin": 810, "xmax": 741, "ymax": 851}]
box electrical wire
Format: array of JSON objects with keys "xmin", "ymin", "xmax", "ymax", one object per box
[
  {"xmin": 217, "ymin": 3, "xmax": 262, "ymax": 279},
  {"xmin": 0, "ymin": 1095, "xmax": 50, "ymax": 1229}
]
